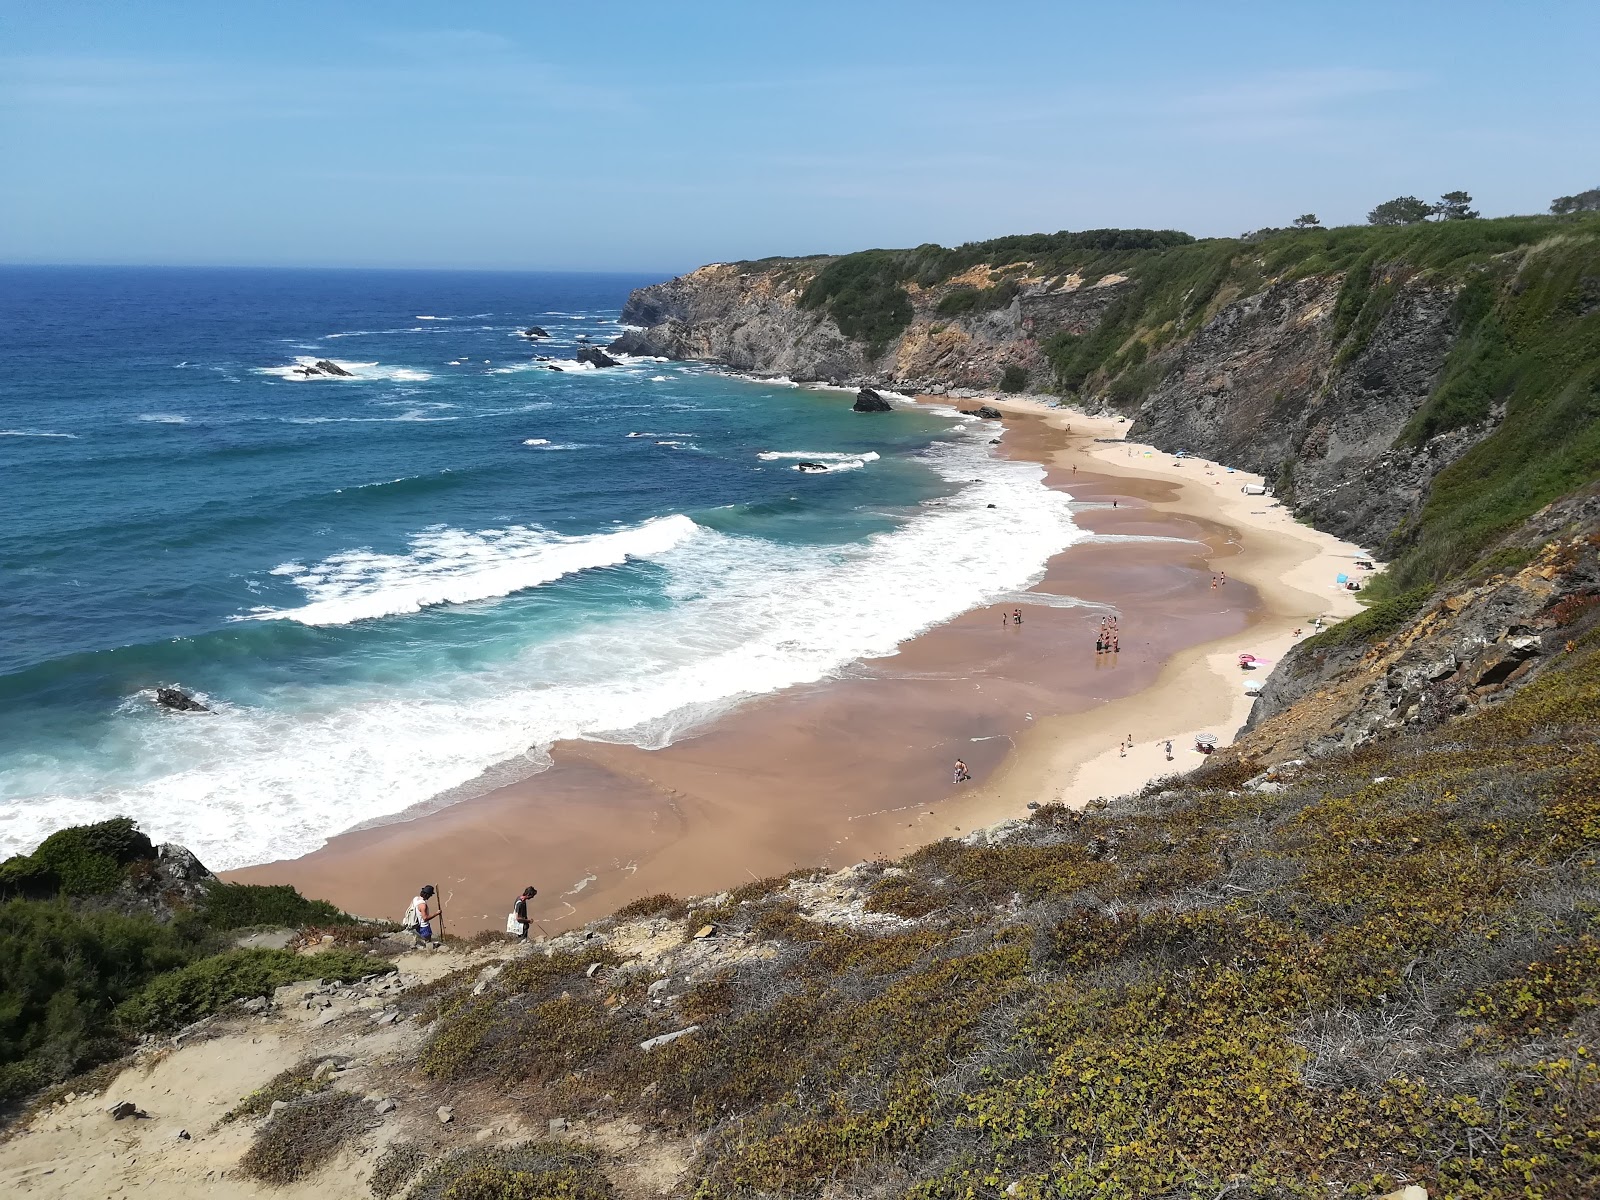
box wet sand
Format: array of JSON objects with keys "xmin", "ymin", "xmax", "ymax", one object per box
[{"xmin": 233, "ymin": 404, "xmax": 1369, "ymax": 932}]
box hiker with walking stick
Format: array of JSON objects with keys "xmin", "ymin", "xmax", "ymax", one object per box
[{"xmin": 405, "ymin": 884, "xmax": 442, "ymax": 949}]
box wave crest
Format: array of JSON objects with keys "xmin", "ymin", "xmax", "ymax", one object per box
[{"xmin": 244, "ymin": 514, "xmax": 700, "ymax": 626}]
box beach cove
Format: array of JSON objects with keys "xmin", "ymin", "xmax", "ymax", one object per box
[{"xmin": 234, "ymin": 401, "xmax": 1370, "ymax": 931}]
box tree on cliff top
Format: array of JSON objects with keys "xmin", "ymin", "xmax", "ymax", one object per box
[
  {"xmin": 1432, "ymin": 190, "xmax": 1479, "ymax": 220},
  {"xmin": 1368, "ymin": 195, "xmax": 1433, "ymax": 225},
  {"xmin": 1551, "ymin": 186, "xmax": 1600, "ymax": 214},
  {"xmin": 1292, "ymin": 213, "xmax": 1321, "ymax": 229}
]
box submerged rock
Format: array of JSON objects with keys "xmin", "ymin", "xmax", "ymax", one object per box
[
  {"xmin": 576, "ymin": 346, "xmax": 620, "ymax": 369},
  {"xmin": 521, "ymin": 326, "xmax": 549, "ymax": 339},
  {"xmin": 155, "ymin": 687, "xmax": 209, "ymax": 713},
  {"xmin": 853, "ymin": 388, "xmax": 892, "ymax": 413}
]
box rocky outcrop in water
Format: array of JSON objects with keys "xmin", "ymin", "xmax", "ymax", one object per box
[
  {"xmin": 155, "ymin": 687, "xmax": 209, "ymax": 713},
  {"xmin": 576, "ymin": 346, "xmax": 620, "ymax": 369},
  {"xmin": 852, "ymin": 387, "xmax": 891, "ymax": 412}
]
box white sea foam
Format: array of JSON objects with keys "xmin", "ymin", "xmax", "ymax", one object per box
[
  {"xmin": 1, "ymin": 429, "xmax": 78, "ymax": 438},
  {"xmin": 757, "ymin": 451, "xmax": 880, "ymax": 463},
  {"xmin": 135, "ymin": 413, "xmax": 189, "ymax": 424},
  {"xmin": 257, "ymin": 356, "xmax": 433, "ymax": 383},
  {"xmin": 758, "ymin": 450, "xmax": 881, "ymax": 473},
  {"xmin": 523, "ymin": 438, "xmax": 551, "ymax": 445},
  {"xmin": 650, "ymin": 375, "xmax": 668, "ymax": 382},
  {"xmin": 0, "ymin": 429, "xmax": 1084, "ymax": 870},
  {"xmin": 244, "ymin": 514, "xmax": 698, "ymax": 627}
]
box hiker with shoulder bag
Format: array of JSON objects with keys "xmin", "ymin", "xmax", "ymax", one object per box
[{"xmin": 506, "ymin": 885, "xmax": 538, "ymax": 939}]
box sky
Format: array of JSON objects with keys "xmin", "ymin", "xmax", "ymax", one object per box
[{"xmin": 1, "ymin": 0, "xmax": 1595, "ymax": 273}]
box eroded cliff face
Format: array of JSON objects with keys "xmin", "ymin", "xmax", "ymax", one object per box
[
  {"xmin": 1128, "ymin": 270, "xmax": 1483, "ymax": 549},
  {"xmin": 1236, "ymin": 485, "xmax": 1600, "ymax": 765},
  {"xmin": 613, "ymin": 257, "xmax": 1498, "ymax": 553},
  {"xmin": 613, "ymin": 260, "xmax": 1132, "ymax": 395},
  {"xmin": 614, "ymin": 262, "xmax": 871, "ymax": 380}
]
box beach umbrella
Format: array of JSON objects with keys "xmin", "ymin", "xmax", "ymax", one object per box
[
  {"xmin": 1195, "ymin": 732, "xmax": 1219, "ymax": 745},
  {"xmin": 1336, "ymin": 573, "xmax": 1349, "ymax": 584}
]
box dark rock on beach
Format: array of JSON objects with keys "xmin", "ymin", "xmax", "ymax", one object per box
[
  {"xmin": 976, "ymin": 405, "xmax": 1003, "ymax": 419},
  {"xmin": 155, "ymin": 687, "xmax": 209, "ymax": 713},
  {"xmin": 576, "ymin": 346, "xmax": 620, "ymax": 369},
  {"xmin": 853, "ymin": 387, "xmax": 892, "ymax": 413}
]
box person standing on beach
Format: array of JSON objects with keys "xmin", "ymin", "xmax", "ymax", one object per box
[
  {"xmin": 1164, "ymin": 739, "xmax": 1173, "ymax": 761},
  {"xmin": 409, "ymin": 884, "xmax": 439, "ymax": 949},
  {"xmin": 512, "ymin": 885, "xmax": 538, "ymax": 940},
  {"xmin": 1013, "ymin": 608, "xmax": 1023, "ymax": 625},
  {"xmin": 953, "ymin": 758, "xmax": 970, "ymax": 783}
]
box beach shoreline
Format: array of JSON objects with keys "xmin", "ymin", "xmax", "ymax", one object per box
[{"xmin": 231, "ymin": 399, "xmax": 1372, "ymax": 931}]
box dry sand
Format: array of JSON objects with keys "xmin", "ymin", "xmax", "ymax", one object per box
[{"xmin": 234, "ymin": 401, "xmax": 1373, "ymax": 932}]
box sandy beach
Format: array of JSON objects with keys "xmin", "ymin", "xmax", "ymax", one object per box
[{"xmin": 233, "ymin": 401, "xmax": 1371, "ymax": 932}]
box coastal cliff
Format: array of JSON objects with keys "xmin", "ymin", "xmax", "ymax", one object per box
[{"xmin": 615, "ymin": 217, "xmax": 1600, "ymax": 588}]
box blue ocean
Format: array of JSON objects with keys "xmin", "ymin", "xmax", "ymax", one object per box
[{"xmin": 0, "ymin": 267, "xmax": 1080, "ymax": 869}]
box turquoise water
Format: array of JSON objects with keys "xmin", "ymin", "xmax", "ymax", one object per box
[{"xmin": 0, "ymin": 267, "xmax": 1080, "ymax": 867}]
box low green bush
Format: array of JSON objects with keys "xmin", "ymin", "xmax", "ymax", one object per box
[
  {"xmin": 239, "ymin": 1089, "xmax": 378, "ymax": 1184},
  {"xmin": 609, "ymin": 893, "xmax": 688, "ymax": 922},
  {"xmin": 199, "ymin": 882, "xmax": 351, "ymax": 931},
  {"xmin": 1297, "ymin": 584, "xmax": 1432, "ymax": 651},
  {"xmin": 0, "ymin": 900, "xmax": 208, "ymax": 1105},
  {"xmin": 116, "ymin": 947, "xmax": 392, "ymax": 1033},
  {"xmin": 370, "ymin": 1139, "xmax": 429, "ymax": 1198},
  {"xmin": 0, "ymin": 817, "xmax": 155, "ymax": 900},
  {"xmin": 403, "ymin": 1142, "xmax": 614, "ymax": 1200},
  {"xmin": 223, "ymin": 1057, "xmax": 331, "ymax": 1122}
]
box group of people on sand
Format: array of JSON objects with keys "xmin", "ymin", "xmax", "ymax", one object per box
[
  {"xmin": 404, "ymin": 882, "xmax": 539, "ymax": 948},
  {"xmin": 1211, "ymin": 571, "xmax": 1227, "ymax": 589},
  {"xmin": 1096, "ymin": 615, "xmax": 1121, "ymax": 655},
  {"xmin": 1001, "ymin": 607, "xmax": 1024, "ymax": 626}
]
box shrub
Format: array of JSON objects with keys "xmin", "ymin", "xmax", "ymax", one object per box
[
  {"xmin": 1297, "ymin": 584, "xmax": 1432, "ymax": 651},
  {"xmin": 200, "ymin": 882, "xmax": 351, "ymax": 931},
  {"xmin": 1461, "ymin": 935, "xmax": 1600, "ymax": 1038},
  {"xmin": 611, "ymin": 893, "xmax": 688, "ymax": 922},
  {"xmin": 0, "ymin": 900, "xmax": 208, "ymax": 1105},
  {"xmin": 223, "ymin": 1057, "xmax": 331, "ymax": 1122},
  {"xmin": 403, "ymin": 1143, "xmax": 614, "ymax": 1200},
  {"xmin": 370, "ymin": 1140, "xmax": 429, "ymax": 1198},
  {"xmin": 999, "ymin": 364, "xmax": 1029, "ymax": 393},
  {"xmin": 239, "ymin": 1089, "xmax": 378, "ymax": 1184},
  {"xmin": 116, "ymin": 947, "xmax": 391, "ymax": 1033},
  {"xmin": 0, "ymin": 817, "xmax": 156, "ymax": 900}
]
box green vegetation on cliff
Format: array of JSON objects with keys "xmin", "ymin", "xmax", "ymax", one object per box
[
  {"xmin": 408, "ymin": 635, "xmax": 1600, "ymax": 1199},
  {"xmin": 796, "ymin": 229, "xmax": 1194, "ymax": 351},
  {"xmin": 804, "ymin": 213, "xmax": 1600, "ymax": 597},
  {"xmin": 0, "ymin": 821, "xmax": 385, "ymax": 1109}
]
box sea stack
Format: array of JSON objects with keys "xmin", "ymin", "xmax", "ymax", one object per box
[
  {"xmin": 576, "ymin": 346, "xmax": 620, "ymax": 368},
  {"xmin": 853, "ymin": 387, "xmax": 892, "ymax": 412}
]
